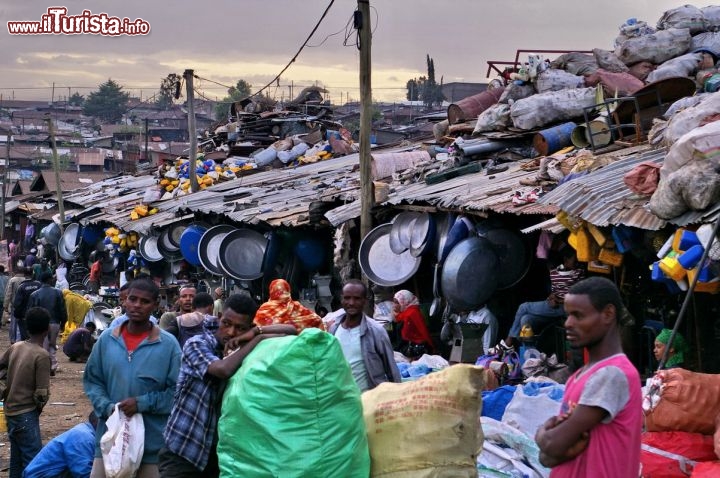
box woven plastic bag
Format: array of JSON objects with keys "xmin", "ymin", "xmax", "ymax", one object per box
[
  {"xmin": 362, "ymin": 364, "xmax": 485, "ymax": 478},
  {"xmin": 99, "ymin": 405, "xmax": 144, "ymax": 478},
  {"xmin": 217, "ymin": 329, "xmax": 370, "ymax": 478}
]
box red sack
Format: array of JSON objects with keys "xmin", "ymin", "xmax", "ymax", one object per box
[
  {"xmin": 624, "ymin": 161, "xmax": 661, "ymax": 195},
  {"xmin": 585, "ymin": 68, "xmax": 644, "ymax": 96},
  {"xmin": 646, "ymin": 369, "xmax": 720, "ymax": 434},
  {"xmin": 691, "ymin": 461, "xmax": 720, "ymax": 477},
  {"xmin": 641, "ymin": 431, "xmax": 715, "ymax": 477}
]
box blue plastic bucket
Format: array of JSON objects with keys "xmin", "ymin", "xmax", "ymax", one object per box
[{"xmin": 533, "ymin": 122, "xmax": 576, "ymax": 156}]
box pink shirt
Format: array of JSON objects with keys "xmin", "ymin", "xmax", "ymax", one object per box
[{"xmin": 551, "ymin": 354, "xmax": 641, "ymax": 478}]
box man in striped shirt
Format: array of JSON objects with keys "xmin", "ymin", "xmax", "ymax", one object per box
[{"xmin": 506, "ymin": 249, "xmax": 584, "ymax": 347}]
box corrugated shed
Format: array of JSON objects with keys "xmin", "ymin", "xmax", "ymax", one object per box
[{"xmin": 536, "ymin": 147, "xmax": 720, "ymax": 230}]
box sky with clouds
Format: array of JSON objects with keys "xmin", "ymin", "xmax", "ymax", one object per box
[{"xmin": 0, "ymin": 1, "xmax": 691, "ymax": 104}]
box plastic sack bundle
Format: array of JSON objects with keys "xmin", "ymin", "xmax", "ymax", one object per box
[
  {"xmin": 100, "ymin": 405, "xmax": 144, "ymax": 478},
  {"xmin": 217, "ymin": 329, "xmax": 370, "ymax": 478},
  {"xmin": 656, "ymin": 5, "xmax": 707, "ymax": 34},
  {"xmin": 510, "ymin": 87, "xmax": 597, "ymax": 130},
  {"xmin": 615, "ymin": 28, "xmax": 692, "ymax": 65},
  {"xmin": 663, "ymin": 93, "xmax": 720, "ymax": 148},
  {"xmin": 501, "ymin": 382, "xmax": 563, "ymax": 438},
  {"xmin": 645, "ymin": 368, "xmax": 720, "ymax": 434},
  {"xmin": 362, "ymin": 364, "xmax": 485, "ymax": 478}
]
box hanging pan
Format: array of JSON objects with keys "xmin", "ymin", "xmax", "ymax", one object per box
[
  {"xmin": 359, "ymin": 223, "xmax": 421, "ymax": 287},
  {"xmin": 198, "ymin": 225, "xmax": 236, "ymax": 276},
  {"xmin": 218, "ymin": 228, "xmax": 268, "ymax": 281}
]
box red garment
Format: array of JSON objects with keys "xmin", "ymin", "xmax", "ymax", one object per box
[
  {"xmin": 89, "ymin": 260, "xmax": 102, "ymax": 281},
  {"xmin": 253, "ymin": 279, "xmax": 324, "ymax": 331},
  {"xmin": 395, "ymin": 305, "xmax": 434, "ymax": 351},
  {"xmin": 121, "ymin": 324, "xmax": 150, "ymax": 352}
]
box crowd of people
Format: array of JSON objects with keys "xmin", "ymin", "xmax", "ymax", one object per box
[{"xmin": 0, "ymin": 224, "xmax": 662, "ymax": 477}]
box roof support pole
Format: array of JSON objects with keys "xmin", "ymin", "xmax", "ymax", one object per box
[
  {"xmin": 45, "ymin": 115, "xmax": 65, "ymax": 232},
  {"xmin": 358, "ymin": 0, "xmax": 374, "ymax": 241},
  {"xmin": 184, "ymin": 69, "xmax": 200, "ymax": 193}
]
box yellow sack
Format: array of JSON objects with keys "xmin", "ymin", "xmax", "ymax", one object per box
[{"xmin": 361, "ymin": 364, "xmax": 485, "ymax": 478}]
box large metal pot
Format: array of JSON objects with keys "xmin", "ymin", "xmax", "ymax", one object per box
[
  {"xmin": 179, "ymin": 224, "xmax": 208, "ymax": 266},
  {"xmin": 198, "ymin": 225, "xmax": 235, "ymax": 276},
  {"xmin": 217, "ymin": 229, "xmax": 268, "ymax": 281},
  {"xmin": 441, "ymin": 236, "xmax": 499, "ymax": 310},
  {"xmin": 157, "ymin": 227, "xmax": 183, "ymax": 261},
  {"xmin": 389, "ymin": 212, "xmax": 421, "ymax": 254},
  {"xmin": 40, "ymin": 223, "xmax": 61, "ymax": 247},
  {"xmin": 359, "ymin": 223, "xmax": 421, "ymax": 287},
  {"xmin": 480, "ymin": 228, "xmax": 531, "ymax": 290},
  {"xmin": 58, "ymin": 223, "xmax": 82, "ymax": 261},
  {"xmin": 138, "ymin": 235, "xmax": 163, "ymax": 263}
]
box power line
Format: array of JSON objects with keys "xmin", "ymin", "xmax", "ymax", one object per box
[{"xmin": 251, "ymin": 0, "xmax": 336, "ymax": 98}]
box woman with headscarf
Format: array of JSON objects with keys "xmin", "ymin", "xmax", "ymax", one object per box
[
  {"xmin": 254, "ymin": 279, "xmax": 325, "ymax": 331},
  {"xmin": 654, "ymin": 328, "xmax": 688, "ymax": 369},
  {"xmin": 393, "ymin": 290, "xmax": 434, "ymax": 359}
]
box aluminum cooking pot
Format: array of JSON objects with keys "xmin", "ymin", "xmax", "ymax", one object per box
[
  {"xmin": 58, "ymin": 223, "xmax": 82, "ymax": 261},
  {"xmin": 480, "ymin": 228, "xmax": 531, "ymax": 290},
  {"xmin": 389, "ymin": 212, "xmax": 421, "ymax": 255},
  {"xmin": 41, "ymin": 223, "xmax": 61, "ymax": 247},
  {"xmin": 409, "ymin": 212, "xmax": 436, "ymax": 258},
  {"xmin": 217, "ymin": 229, "xmax": 268, "ymax": 281},
  {"xmin": 359, "ymin": 223, "xmax": 421, "ymax": 287},
  {"xmin": 138, "ymin": 235, "xmax": 163, "ymax": 263},
  {"xmin": 198, "ymin": 225, "xmax": 236, "ymax": 276},
  {"xmin": 441, "ymin": 236, "xmax": 499, "ymax": 310}
]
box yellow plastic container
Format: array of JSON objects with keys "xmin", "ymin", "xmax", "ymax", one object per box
[
  {"xmin": 0, "ymin": 402, "xmax": 6, "ymax": 433},
  {"xmin": 599, "ymin": 247, "xmax": 623, "ymax": 267},
  {"xmin": 687, "ymin": 267, "xmax": 720, "ymax": 294},
  {"xmin": 659, "ymin": 255, "xmax": 686, "ymax": 281}
]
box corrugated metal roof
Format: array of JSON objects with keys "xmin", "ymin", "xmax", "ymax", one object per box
[{"xmin": 537, "ymin": 147, "xmax": 720, "ymax": 230}]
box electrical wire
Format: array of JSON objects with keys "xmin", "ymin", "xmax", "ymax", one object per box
[{"xmin": 251, "ymin": 0, "xmax": 336, "ymax": 98}]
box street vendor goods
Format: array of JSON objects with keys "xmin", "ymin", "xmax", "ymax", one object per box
[
  {"xmin": 217, "ymin": 328, "xmax": 369, "ymax": 477},
  {"xmin": 362, "ymin": 364, "xmax": 485, "ymax": 478}
]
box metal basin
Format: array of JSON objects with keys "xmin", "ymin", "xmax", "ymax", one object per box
[
  {"xmin": 179, "ymin": 224, "xmax": 208, "ymax": 266},
  {"xmin": 481, "ymin": 228, "xmax": 531, "ymax": 290},
  {"xmin": 441, "ymin": 236, "xmax": 499, "ymax": 310},
  {"xmin": 138, "ymin": 235, "xmax": 163, "ymax": 263},
  {"xmin": 389, "ymin": 212, "xmax": 421, "ymax": 254},
  {"xmin": 218, "ymin": 229, "xmax": 268, "ymax": 281},
  {"xmin": 359, "ymin": 223, "xmax": 421, "ymax": 287},
  {"xmin": 198, "ymin": 225, "xmax": 235, "ymax": 276}
]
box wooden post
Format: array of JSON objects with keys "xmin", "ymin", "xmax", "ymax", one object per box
[
  {"xmin": 358, "ymin": 0, "xmax": 374, "ymax": 241},
  {"xmin": 0, "ymin": 133, "xmax": 8, "ymax": 241},
  {"xmin": 184, "ymin": 69, "xmax": 199, "ymax": 192},
  {"xmin": 45, "ymin": 115, "xmax": 65, "ymax": 231}
]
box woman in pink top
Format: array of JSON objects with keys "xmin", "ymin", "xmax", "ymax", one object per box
[{"xmin": 535, "ymin": 277, "xmax": 641, "ymax": 478}]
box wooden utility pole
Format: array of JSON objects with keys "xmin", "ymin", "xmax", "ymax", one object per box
[
  {"xmin": 45, "ymin": 115, "xmax": 65, "ymax": 230},
  {"xmin": 0, "ymin": 133, "xmax": 9, "ymax": 240},
  {"xmin": 358, "ymin": 0, "xmax": 374, "ymax": 241},
  {"xmin": 184, "ymin": 69, "xmax": 199, "ymax": 192}
]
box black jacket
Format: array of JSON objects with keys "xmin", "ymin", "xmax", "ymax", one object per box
[
  {"xmin": 28, "ymin": 284, "xmax": 68, "ymax": 326},
  {"xmin": 12, "ymin": 279, "xmax": 41, "ymax": 319}
]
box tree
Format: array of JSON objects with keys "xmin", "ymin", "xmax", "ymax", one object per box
[
  {"xmin": 68, "ymin": 92, "xmax": 84, "ymax": 106},
  {"xmin": 157, "ymin": 73, "xmax": 181, "ymax": 110},
  {"xmin": 83, "ymin": 79, "xmax": 129, "ymax": 123},
  {"xmin": 405, "ymin": 55, "xmax": 445, "ymax": 107},
  {"xmin": 215, "ymin": 79, "xmax": 252, "ymax": 120}
]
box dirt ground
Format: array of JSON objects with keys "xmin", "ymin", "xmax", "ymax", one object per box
[{"xmin": 0, "ymin": 316, "xmax": 93, "ymax": 474}]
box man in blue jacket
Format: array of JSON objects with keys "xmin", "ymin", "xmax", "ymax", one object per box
[
  {"xmin": 23, "ymin": 412, "xmax": 98, "ymax": 478},
  {"xmin": 83, "ymin": 278, "xmax": 181, "ymax": 478}
]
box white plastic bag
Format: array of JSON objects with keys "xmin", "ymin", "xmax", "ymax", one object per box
[{"xmin": 100, "ymin": 404, "xmax": 145, "ymax": 478}]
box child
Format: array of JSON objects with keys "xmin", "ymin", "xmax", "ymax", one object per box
[{"xmin": 0, "ymin": 306, "xmax": 51, "ymax": 478}]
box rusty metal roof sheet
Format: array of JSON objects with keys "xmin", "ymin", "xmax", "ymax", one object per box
[{"xmin": 536, "ymin": 147, "xmax": 720, "ymax": 230}]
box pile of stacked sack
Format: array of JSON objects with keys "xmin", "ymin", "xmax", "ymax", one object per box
[{"xmin": 652, "ymin": 225, "xmax": 720, "ymax": 294}]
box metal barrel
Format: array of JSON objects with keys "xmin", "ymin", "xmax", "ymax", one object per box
[
  {"xmin": 447, "ymin": 88, "xmax": 503, "ymax": 124},
  {"xmin": 533, "ymin": 122, "xmax": 577, "ymax": 156}
]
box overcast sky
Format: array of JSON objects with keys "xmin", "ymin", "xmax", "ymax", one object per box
[{"xmin": 0, "ymin": 1, "xmax": 689, "ymax": 104}]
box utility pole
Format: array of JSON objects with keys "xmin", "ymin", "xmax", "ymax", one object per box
[
  {"xmin": 358, "ymin": 0, "xmax": 374, "ymax": 241},
  {"xmin": 0, "ymin": 132, "xmax": 9, "ymax": 241},
  {"xmin": 144, "ymin": 118, "xmax": 149, "ymax": 163},
  {"xmin": 184, "ymin": 69, "xmax": 199, "ymax": 192},
  {"xmin": 45, "ymin": 115, "xmax": 65, "ymax": 231}
]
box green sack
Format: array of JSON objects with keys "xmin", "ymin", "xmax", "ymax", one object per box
[{"xmin": 218, "ymin": 328, "xmax": 370, "ymax": 478}]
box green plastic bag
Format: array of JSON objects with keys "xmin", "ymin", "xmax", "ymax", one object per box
[{"xmin": 218, "ymin": 328, "xmax": 370, "ymax": 477}]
